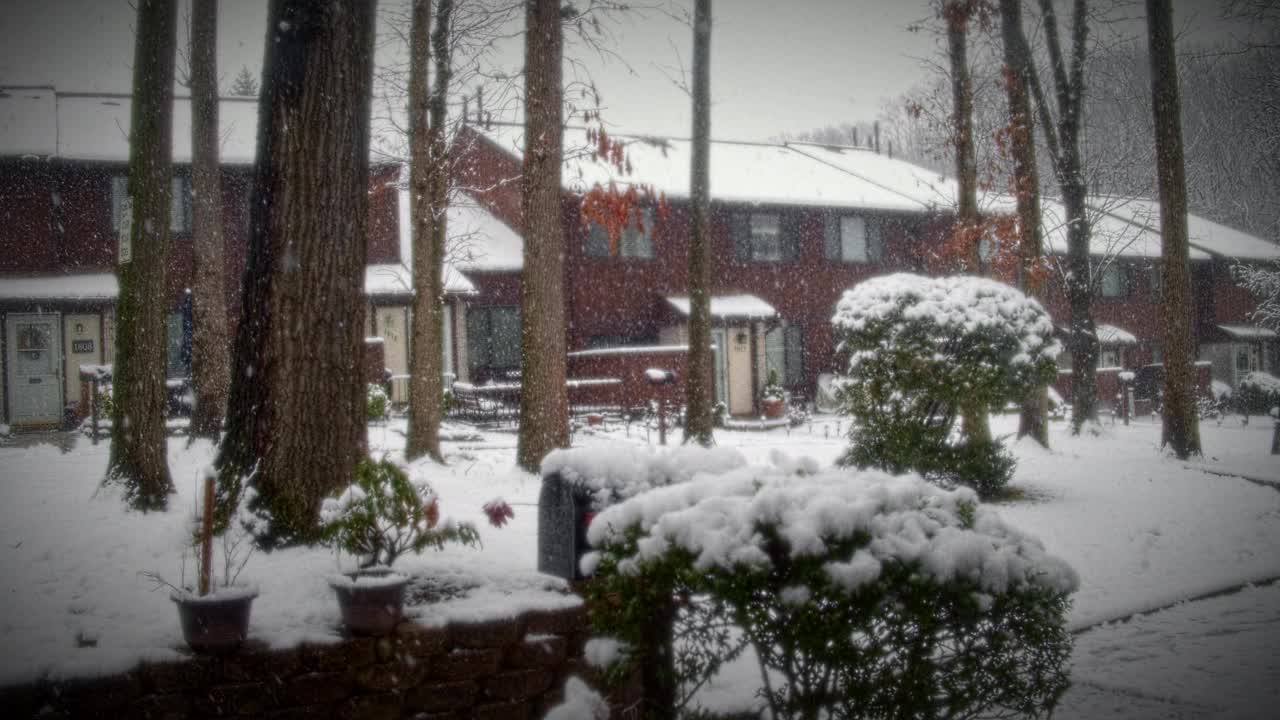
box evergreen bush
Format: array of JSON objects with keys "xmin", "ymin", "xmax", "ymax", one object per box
[
  {"xmin": 584, "ymin": 460, "xmax": 1078, "ymax": 719},
  {"xmin": 832, "ymin": 274, "xmax": 1059, "ymax": 497},
  {"xmin": 366, "ymin": 383, "xmax": 389, "ymax": 422}
]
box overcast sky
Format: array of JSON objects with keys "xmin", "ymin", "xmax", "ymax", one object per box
[{"xmin": 0, "ymin": 0, "xmax": 1255, "ymax": 142}]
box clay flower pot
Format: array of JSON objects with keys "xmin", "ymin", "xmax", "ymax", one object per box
[
  {"xmin": 172, "ymin": 586, "xmax": 258, "ymax": 654},
  {"xmin": 762, "ymin": 397, "xmax": 786, "ymax": 419},
  {"xmin": 328, "ymin": 569, "xmax": 410, "ymax": 636}
]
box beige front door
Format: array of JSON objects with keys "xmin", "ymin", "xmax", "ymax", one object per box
[
  {"xmin": 6, "ymin": 312, "xmax": 63, "ymax": 425},
  {"xmin": 726, "ymin": 324, "xmax": 754, "ymax": 416}
]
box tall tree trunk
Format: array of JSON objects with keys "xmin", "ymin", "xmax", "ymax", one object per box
[
  {"xmin": 945, "ymin": 1, "xmax": 981, "ymax": 272},
  {"xmin": 516, "ymin": 0, "xmax": 569, "ymax": 472},
  {"xmin": 188, "ymin": 0, "xmax": 230, "ymax": 440},
  {"xmin": 215, "ymin": 0, "xmax": 376, "ymax": 544},
  {"xmin": 1147, "ymin": 0, "xmax": 1202, "ymax": 458},
  {"xmin": 945, "ymin": 1, "xmax": 990, "ymax": 444},
  {"xmin": 1000, "ymin": 0, "xmax": 1049, "ymax": 447},
  {"xmin": 406, "ymin": 0, "xmax": 453, "ymax": 463},
  {"xmin": 683, "ymin": 0, "xmax": 714, "ymax": 446},
  {"xmin": 105, "ymin": 0, "xmax": 177, "ymax": 510}
]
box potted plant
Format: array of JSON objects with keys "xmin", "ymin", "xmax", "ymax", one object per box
[
  {"xmin": 320, "ymin": 457, "xmax": 482, "ymax": 635},
  {"xmin": 145, "ymin": 468, "xmax": 258, "ymax": 654},
  {"xmin": 761, "ymin": 369, "xmax": 786, "ymax": 419}
]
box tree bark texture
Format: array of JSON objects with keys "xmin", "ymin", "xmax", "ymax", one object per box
[
  {"xmin": 188, "ymin": 0, "xmax": 231, "ymax": 440},
  {"xmin": 106, "ymin": 0, "xmax": 177, "ymax": 510},
  {"xmin": 683, "ymin": 0, "xmax": 714, "ymax": 447},
  {"xmin": 945, "ymin": 1, "xmax": 981, "ymax": 272},
  {"xmin": 406, "ymin": 0, "xmax": 453, "ymax": 463},
  {"xmin": 1147, "ymin": 0, "xmax": 1202, "ymax": 458},
  {"xmin": 516, "ymin": 0, "xmax": 570, "ymax": 472},
  {"xmin": 215, "ymin": 0, "xmax": 376, "ymax": 544},
  {"xmin": 1000, "ymin": 0, "xmax": 1049, "ymax": 447}
]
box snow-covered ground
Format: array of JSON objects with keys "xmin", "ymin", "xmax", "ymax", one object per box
[{"xmin": 1, "ymin": 412, "xmax": 1278, "ymax": 718}]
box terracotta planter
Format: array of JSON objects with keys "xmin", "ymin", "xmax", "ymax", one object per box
[
  {"xmin": 762, "ymin": 397, "xmax": 786, "ymax": 419},
  {"xmin": 172, "ymin": 587, "xmax": 258, "ymax": 654},
  {"xmin": 328, "ymin": 570, "xmax": 409, "ymax": 636}
]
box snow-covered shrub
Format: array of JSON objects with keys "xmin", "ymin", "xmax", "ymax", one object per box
[
  {"xmin": 1234, "ymin": 371, "xmax": 1280, "ymax": 416},
  {"xmin": 366, "ymin": 383, "xmax": 389, "ymax": 422},
  {"xmin": 584, "ymin": 455, "xmax": 1077, "ymax": 719},
  {"xmin": 762, "ymin": 368, "xmax": 785, "ymax": 402},
  {"xmin": 320, "ymin": 457, "xmax": 479, "ymax": 568},
  {"xmin": 832, "ymin": 274, "xmax": 1059, "ymax": 497}
]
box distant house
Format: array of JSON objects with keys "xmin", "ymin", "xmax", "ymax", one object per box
[
  {"xmin": 453, "ymin": 120, "xmax": 1278, "ymax": 415},
  {"xmin": 0, "ymin": 87, "xmax": 477, "ymax": 428}
]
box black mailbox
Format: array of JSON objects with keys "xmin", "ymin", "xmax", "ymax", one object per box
[{"xmin": 537, "ymin": 472, "xmax": 596, "ymax": 581}]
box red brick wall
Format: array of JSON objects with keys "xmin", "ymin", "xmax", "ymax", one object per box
[{"xmin": 567, "ymin": 347, "xmax": 695, "ymax": 412}]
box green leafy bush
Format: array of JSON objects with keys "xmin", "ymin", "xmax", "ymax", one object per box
[
  {"xmin": 832, "ymin": 274, "xmax": 1059, "ymax": 497},
  {"xmin": 584, "ymin": 458, "xmax": 1077, "ymax": 720},
  {"xmin": 366, "ymin": 383, "xmax": 389, "ymax": 422},
  {"xmin": 320, "ymin": 457, "xmax": 479, "ymax": 568}
]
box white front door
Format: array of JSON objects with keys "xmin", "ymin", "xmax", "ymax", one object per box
[{"xmin": 6, "ymin": 313, "xmax": 63, "ymax": 425}]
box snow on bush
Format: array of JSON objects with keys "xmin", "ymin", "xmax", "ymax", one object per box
[
  {"xmin": 542, "ymin": 443, "xmax": 746, "ymax": 511},
  {"xmin": 832, "ymin": 273, "xmax": 1059, "ymax": 496},
  {"xmin": 1233, "ymin": 371, "xmax": 1280, "ymax": 416},
  {"xmin": 584, "ymin": 449, "xmax": 1078, "ymax": 719}
]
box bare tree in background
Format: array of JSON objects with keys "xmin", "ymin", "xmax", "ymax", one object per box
[
  {"xmin": 999, "ymin": 0, "xmax": 1049, "ymax": 446},
  {"xmin": 944, "ymin": 0, "xmax": 982, "ymax": 272},
  {"xmin": 516, "ymin": 0, "xmax": 569, "ymax": 472},
  {"xmin": 105, "ymin": 0, "xmax": 176, "ymax": 510},
  {"xmin": 1021, "ymin": 0, "xmax": 1101, "ymax": 433},
  {"xmin": 1147, "ymin": 0, "xmax": 1201, "ymax": 458},
  {"xmin": 405, "ymin": 0, "xmax": 455, "ymax": 463},
  {"xmin": 216, "ymin": 0, "xmax": 377, "ymax": 544},
  {"xmin": 188, "ymin": 0, "xmax": 230, "ymax": 440},
  {"xmin": 683, "ymin": 0, "xmax": 714, "ymax": 446}
]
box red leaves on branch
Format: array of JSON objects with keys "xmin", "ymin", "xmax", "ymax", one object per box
[{"xmin": 578, "ymin": 125, "xmax": 669, "ymax": 255}]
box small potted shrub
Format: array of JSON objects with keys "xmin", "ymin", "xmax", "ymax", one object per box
[
  {"xmin": 320, "ymin": 457, "xmax": 482, "ymax": 635},
  {"xmin": 761, "ymin": 369, "xmax": 786, "ymax": 419},
  {"xmin": 146, "ymin": 468, "xmax": 258, "ymax": 654}
]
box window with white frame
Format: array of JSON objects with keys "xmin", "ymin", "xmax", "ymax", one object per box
[
  {"xmin": 749, "ymin": 213, "xmax": 782, "ymax": 261},
  {"xmin": 1100, "ymin": 263, "xmax": 1127, "ymax": 298},
  {"xmin": 824, "ymin": 214, "xmax": 882, "ymax": 263},
  {"xmin": 1099, "ymin": 348, "xmax": 1123, "ymax": 368},
  {"xmin": 764, "ymin": 324, "xmax": 805, "ymax": 388},
  {"xmin": 585, "ymin": 207, "xmax": 654, "ymax": 258},
  {"xmin": 112, "ymin": 175, "xmax": 192, "ymax": 234}
]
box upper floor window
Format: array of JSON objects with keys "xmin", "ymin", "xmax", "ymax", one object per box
[
  {"xmin": 823, "ymin": 213, "xmax": 883, "ymax": 263},
  {"xmin": 1100, "ymin": 263, "xmax": 1127, "ymax": 298},
  {"xmin": 111, "ymin": 175, "xmax": 192, "ymax": 234},
  {"xmin": 585, "ymin": 207, "xmax": 654, "ymax": 259},
  {"xmin": 733, "ymin": 211, "xmax": 798, "ymax": 263}
]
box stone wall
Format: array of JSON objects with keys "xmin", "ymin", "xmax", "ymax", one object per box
[{"xmin": 0, "ymin": 603, "xmax": 641, "ymax": 719}]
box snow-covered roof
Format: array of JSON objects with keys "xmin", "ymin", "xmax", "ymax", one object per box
[
  {"xmin": 1040, "ymin": 197, "xmax": 1212, "ymax": 261},
  {"xmin": 397, "ymin": 189, "xmax": 524, "ymax": 273},
  {"xmin": 0, "ymin": 88, "xmax": 402, "ymax": 164},
  {"xmin": 1216, "ymin": 324, "xmax": 1277, "ymax": 340},
  {"xmin": 364, "ymin": 262, "xmax": 474, "ymax": 298},
  {"xmin": 0, "ymin": 273, "xmax": 118, "ymax": 301},
  {"xmin": 1087, "ymin": 196, "xmax": 1278, "ymax": 262},
  {"xmin": 473, "ymin": 123, "xmax": 939, "ymax": 213},
  {"xmin": 666, "ymin": 294, "xmax": 778, "ymax": 320},
  {"xmin": 1096, "ymin": 323, "xmax": 1139, "ymax": 346},
  {"xmin": 0, "ymin": 87, "xmax": 57, "ymax": 157}
]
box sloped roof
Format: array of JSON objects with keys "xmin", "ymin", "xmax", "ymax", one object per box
[
  {"xmin": 0, "ymin": 87, "xmax": 402, "ymax": 164},
  {"xmin": 0, "ymin": 272, "xmax": 118, "ymax": 300},
  {"xmin": 1041, "ymin": 197, "xmax": 1211, "ymax": 261},
  {"xmin": 473, "ymin": 123, "xmax": 939, "ymax": 213},
  {"xmin": 396, "ymin": 189, "xmax": 523, "ymax": 275},
  {"xmin": 1088, "ymin": 196, "xmax": 1279, "ymax": 261}
]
